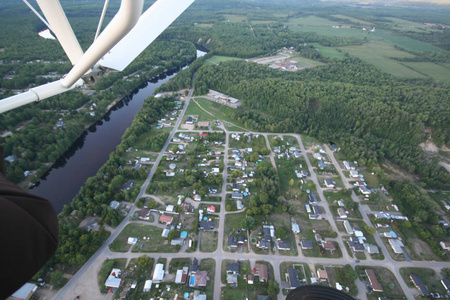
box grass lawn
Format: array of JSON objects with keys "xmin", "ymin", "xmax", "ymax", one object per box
[
  {"xmin": 200, "ymin": 231, "xmax": 218, "ymax": 252},
  {"xmin": 400, "ymin": 267, "xmax": 447, "ymax": 295},
  {"xmin": 339, "ymin": 41, "xmax": 426, "ymax": 79},
  {"xmin": 205, "ymin": 55, "xmax": 242, "ymax": 65},
  {"xmin": 109, "ymin": 223, "xmax": 179, "ymax": 253}
]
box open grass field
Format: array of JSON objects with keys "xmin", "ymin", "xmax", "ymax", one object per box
[
  {"xmin": 310, "ymin": 43, "xmax": 347, "ymax": 60},
  {"xmin": 199, "ymin": 231, "xmax": 218, "ymax": 252},
  {"xmin": 222, "ymin": 14, "xmax": 247, "ymax": 23},
  {"xmin": 109, "ymin": 223, "xmax": 179, "ymax": 253},
  {"xmin": 332, "ymin": 14, "xmax": 373, "ymax": 25},
  {"xmin": 402, "ymin": 62, "xmax": 450, "ymax": 85},
  {"xmin": 287, "ymin": 16, "xmax": 368, "ymax": 39},
  {"xmin": 374, "ymin": 29, "xmax": 445, "ymax": 52},
  {"xmin": 288, "ymin": 55, "xmax": 325, "ymax": 68},
  {"xmin": 205, "ymin": 55, "xmax": 242, "ymax": 65},
  {"xmin": 381, "ymin": 17, "xmax": 441, "ymax": 33},
  {"xmin": 339, "ymin": 41, "xmax": 427, "ymax": 78},
  {"xmin": 189, "ymin": 97, "xmax": 247, "ymax": 130}
]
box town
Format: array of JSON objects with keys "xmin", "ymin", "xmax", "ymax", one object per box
[{"xmin": 13, "ymin": 86, "xmax": 448, "ymax": 300}]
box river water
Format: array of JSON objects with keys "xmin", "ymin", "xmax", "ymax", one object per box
[{"xmin": 30, "ymin": 50, "xmax": 206, "ymax": 213}]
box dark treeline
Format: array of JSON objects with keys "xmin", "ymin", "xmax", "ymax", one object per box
[
  {"xmin": 44, "ymin": 96, "xmax": 176, "ymax": 271},
  {"xmin": 193, "ymin": 60, "xmax": 449, "ymax": 189}
]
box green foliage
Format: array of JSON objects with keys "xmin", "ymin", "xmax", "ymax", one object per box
[{"xmin": 240, "ymin": 216, "xmax": 256, "ymax": 230}]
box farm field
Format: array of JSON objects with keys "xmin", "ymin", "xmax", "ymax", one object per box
[
  {"xmin": 380, "ymin": 17, "xmax": 442, "ymax": 33},
  {"xmin": 339, "ymin": 41, "xmax": 427, "ymax": 78},
  {"xmin": 310, "ymin": 43, "xmax": 347, "ymax": 60},
  {"xmin": 205, "ymin": 55, "xmax": 243, "ymax": 65},
  {"xmin": 332, "ymin": 14, "xmax": 373, "ymax": 25},
  {"xmin": 287, "ymin": 16, "xmax": 368, "ymax": 39},
  {"xmin": 402, "ymin": 62, "xmax": 450, "ymax": 85}
]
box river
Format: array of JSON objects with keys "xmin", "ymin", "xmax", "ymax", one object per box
[{"xmin": 30, "ymin": 50, "xmax": 206, "ymax": 213}]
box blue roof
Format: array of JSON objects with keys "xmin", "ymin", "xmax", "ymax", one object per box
[{"xmin": 390, "ymin": 231, "xmax": 397, "ymax": 238}]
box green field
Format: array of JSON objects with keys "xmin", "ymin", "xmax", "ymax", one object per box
[
  {"xmin": 402, "ymin": 62, "xmax": 450, "ymax": 84},
  {"xmin": 187, "ymin": 97, "xmax": 247, "ymax": 130},
  {"xmin": 310, "ymin": 43, "xmax": 347, "ymax": 60},
  {"xmin": 222, "ymin": 14, "xmax": 247, "ymax": 23},
  {"xmin": 380, "ymin": 17, "xmax": 441, "ymax": 33},
  {"xmin": 289, "ymin": 55, "xmax": 325, "ymax": 68},
  {"xmin": 287, "ymin": 16, "xmax": 368, "ymax": 39},
  {"xmin": 339, "ymin": 41, "xmax": 427, "ymax": 78},
  {"xmin": 332, "ymin": 14, "xmax": 373, "ymax": 25},
  {"xmin": 374, "ymin": 29, "xmax": 445, "ymax": 52},
  {"xmin": 205, "ymin": 55, "xmax": 242, "ymax": 65}
]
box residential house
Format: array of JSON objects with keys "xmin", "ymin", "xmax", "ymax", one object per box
[
  {"xmin": 199, "ymin": 219, "xmax": 214, "ymax": 231},
  {"xmin": 287, "ymin": 268, "xmax": 303, "ymax": 289},
  {"xmin": 313, "ymin": 205, "xmax": 323, "ymax": 215},
  {"xmin": 193, "ymin": 290, "xmax": 207, "ymax": 300},
  {"xmin": 232, "ymin": 192, "xmax": 243, "ymax": 200},
  {"xmin": 308, "ymin": 193, "xmax": 318, "ymax": 203},
  {"xmin": 359, "ymin": 186, "xmax": 371, "ymax": 195},
  {"xmin": 364, "ymin": 243, "xmax": 379, "ymax": 254},
  {"xmin": 105, "ymin": 268, "xmax": 122, "ymax": 288},
  {"xmin": 291, "ymin": 222, "xmax": 300, "ymax": 234},
  {"xmin": 143, "ymin": 280, "xmax": 152, "ymax": 292},
  {"xmin": 110, "ymin": 200, "xmax": 120, "ymax": 210},
  {"xmin": 10, "ymin": 283, "xmax": 38, "ymax": 300},
  {"xmin": 348, "ymin": 241, "xmax": 365, "ymax": 252},
  {"xmin": 207, "ymin": 205, "xmax": 216, "ymax": 213},
  {"xmin": 152, "ymin": 264, "xmax": 164, "ymax": 283},
  {"xmin": 313, "ymin": 153, "xmax": 323, "ymax": 160},
  {"xmin": 440, "ymin": 241, "xmax": 450, "ymax": 250},
  {"xmin": 322, "ymin": 241, "xmax": 336, "ymax": 252},
  {"xmin": 381, "ymin": 231, "xmax": 397, "ymax": 238},
  {"xmin": 190, "ymin": 270, "xmax": 208, "ymax": 287},
  {"xmin": 227, "ymin": 262, "xmax": 240, "ymax": 274},
  {"xmin": 324, "ymin": 179, "xmax": 336, "ymax": 188},
  {"xmin": 388, "ymin": 239, "xmax": 404, "ymax": 254},
  {"xmin": 120, "ymin": 180, "xmax": 135, "ymax": 191},
  {"xmin": 317, "ymin": 269, "xmax": 328, "ymax": 282},
  {"xmin": 350, "ymin": 170, "xmax": 359, "ymax": 178},
  {"xmin": 365, "ymin": 269, "xmax": 383, "ymax": 292},
  {"xmin": 248, "ymin": 274, "xmax": 254, "ymax": 285},
  {"xmin": 318, "ymin": 160, "xmax": 326, "ymax": 170},
  {"xmin": 410, "ymin": 274, "xmax": 429, "ymax": 296},
  {"xmin": 343, "ymin": 161, "xmax": 351, "ymax": 170},
  {"xmin": 278, "ymin": 240, "xmax": 291, "ymax": 251},
  {"xmin": 159, "ymin": 215, "xmax": 173, "ymax": 224},
  {"xmin": 301, "ymin": 240, "xmax": 313, "ymax": 250},
  {"xmin": 254, "ymin": 263, "xmax": 268, "ymax": 282},
  {"xmin": 175, "ymin": 267, "xmax": 189, "ymax": 284},
  {"xmin": 441, "ymin": 278, "xmax": 450, "ymax": 293},
  {"xmin": 193, "ymin": 194, "xmax": 202, "ymax": 201},
  {"xmin": 343, "ymin": 220, "xmax": 354, "ymax": 234},
  {"xmin": 337, "ymin": 208, "xmax": 347, "ymax": 218}
]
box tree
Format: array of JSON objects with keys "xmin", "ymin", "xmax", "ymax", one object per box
[
  {"xmin": 136, "ymin": 255, "xmax": 152, "ymax": 268},
  {"xmin": 343, "ymin": 264, "xmax": 357, "ymax": 282},
  {"xmin": 364, "ymin": 225, "xmax": 376, "ymax": 235},
  {"xmin": 240, "ymin": 216, "xmax": 256, "ymax": 230},
  {"xmin": 267, "ymin": 279, "xmax": 280, "ymax": 297},
  {"xmin": 275, "ymin": 226, "xmax": 288, "ymax": 240}
]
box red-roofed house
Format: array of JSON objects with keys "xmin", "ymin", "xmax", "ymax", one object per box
[
  {"xmin": 207, "ymin": 205, "xmax": 216, "ymax": 213},
  {"xmin": 159, "ymin": 215, "xmax": 173, "ymax": 224}
]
